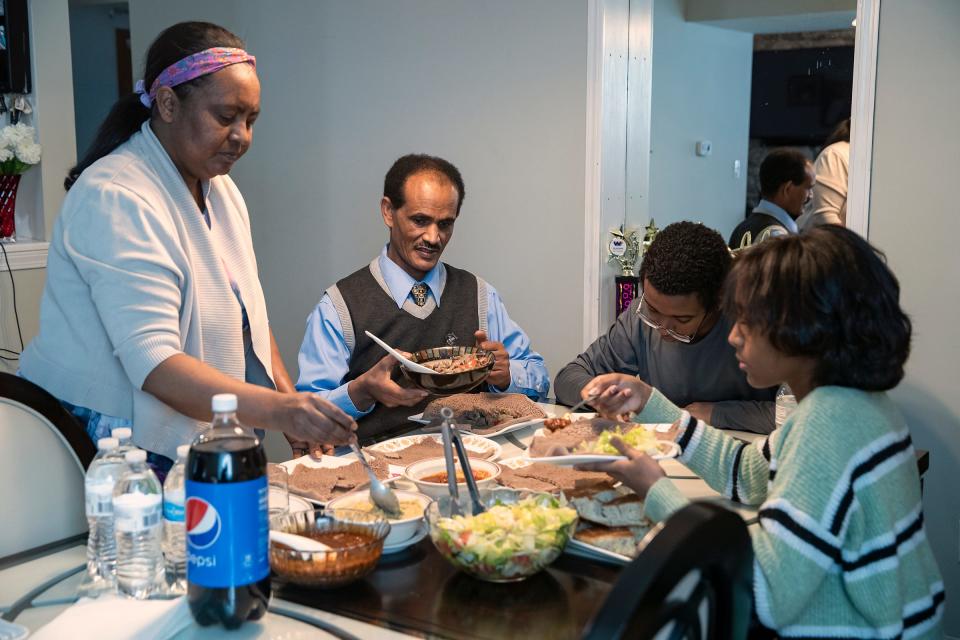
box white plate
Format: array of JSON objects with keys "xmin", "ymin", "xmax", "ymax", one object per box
[
  {"xmin": 527, "ymin": 441, "xmax": 680, "ymax": 466},
  {"xmin": 564, "ymin": 538, "xmax": 632, "ymax": 565},
  {"xmin": 288, "ymin": 494, "xmax": 313, "ymax": 513},
  {"xmin": 407, "ymin": 413, "xmax": 549, "ymax": 438},
  {"xmin": 381, "ymin": 521, "xmax": 429, "ymax": 555},
  {"xmin": 365, "ymin": 433, "xmax": 502, "ymax": 462},
  {"xmin": 280, "ymin": 453, "xmax": 402, "ymax": 505},
  {"xmin": 526, "ymin": 423, "xmax": 680, "ymax": 465},
  {"xmin": 497, "ymin": 455, "xmax": 533, "ymax": 470}
]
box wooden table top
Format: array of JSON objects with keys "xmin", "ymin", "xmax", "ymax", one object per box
[{"xmin": 274, "ymin": 536, "xmax": 622, "ymax": 640}]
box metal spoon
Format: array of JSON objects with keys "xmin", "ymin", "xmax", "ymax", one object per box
[
  {"xmin": 364, "ymin": 331, "xmax": 435, "ymax": 374},
  {"xmin": 564, "ymin": 392, "xmax": 599, "ymax": 416},
  {"xmin": 349, "ymin": 442, "xmax": 401, "ymax": 517}
]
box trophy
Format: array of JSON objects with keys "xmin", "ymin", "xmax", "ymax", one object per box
[
  {"xmin": 608, "ymin": 225, "xmax": 641, "ymax": 317},
  {"xmin": 608, "ymin": 220, "xmax": 659, "ymax": 317}
]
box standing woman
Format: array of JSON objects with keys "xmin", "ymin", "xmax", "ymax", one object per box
[
  {"xmin": 20, "ymin": 22, "xmax": 355, "ymax": 477},
  {"xmin": 798, "ymin": 117, "xmax": 850, "ymax": 230}
]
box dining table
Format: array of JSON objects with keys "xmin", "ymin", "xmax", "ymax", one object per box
[{"xmin": 0, "ymin": 402, "xmax": 930, "ymax": 639}]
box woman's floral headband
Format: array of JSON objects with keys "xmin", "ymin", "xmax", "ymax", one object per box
[{"xmin": 134, "ymin": 47, "xmax": 256, "ymax": 108}]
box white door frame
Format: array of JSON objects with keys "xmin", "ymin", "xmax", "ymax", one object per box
[
  {"xmin": 846, "ymin": 0, "xmax": 881, "ymax": 237},
  {"xmin": 583, "ymin": 0, "xmax": 880, "ymax": 347}
]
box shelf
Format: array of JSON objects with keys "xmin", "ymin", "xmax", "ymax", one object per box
[{"xmin": 0, "ymin": 239, "xmax": 49, "ymax": 271}]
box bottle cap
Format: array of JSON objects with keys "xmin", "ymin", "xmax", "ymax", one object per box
[
  {"xmin": 125, "ymin": 449, "xmax": 147, "ymax": 464},
  {"xmin": 112, "ymin": 427, "xmax": 132, "ymax": 440},
  {"xmin": 97, "ymin": 437, "xmax": 119, "ymax": 451},
  {"xmin": 176, "ymin": 444, "xmax": 190, "ymax": 460},
  {"xmin": 211, "ymin": 393, "xmax": 238, "ymax": 413}
]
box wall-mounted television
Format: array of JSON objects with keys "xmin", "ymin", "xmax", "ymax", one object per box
[
  {"xmin": 749, "ymin": 46, "xmax": 853, "ymax": 145},
  {"xmin": 0, "ymin": 0, "xmax": 31, "ymax": 93}
]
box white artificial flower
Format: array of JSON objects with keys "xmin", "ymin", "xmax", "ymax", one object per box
[
  {"xmin": 16, "ymin": 141, "xmax": 41, "ymax": 164},
  {"xmin": 0, "ymin": 147, "xmax": 12, "ymax": 163}
]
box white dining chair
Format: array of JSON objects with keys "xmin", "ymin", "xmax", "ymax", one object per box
[{"xmin": 0, "ymin": 373, "xmax": 94, "ymax": 560}]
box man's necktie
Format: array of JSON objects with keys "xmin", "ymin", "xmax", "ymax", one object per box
[{"xmin": 410, "ymin": 282, "xmax": 429, "ymax": 307}]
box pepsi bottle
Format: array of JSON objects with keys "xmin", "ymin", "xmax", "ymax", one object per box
[{"xmin": 186, "ymin": 393, "xmax": 270, "ymax": 628}]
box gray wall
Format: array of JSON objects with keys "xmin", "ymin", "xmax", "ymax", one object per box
[
  {"xmin": 868, "ymin": 0, "xmax": 960, "ymax": 634},
  {"xmin": 129, "ymin": 0, "xmax": 587, "ymax": 386},
  {"xmin": 644, "ymin": 0, "xmax": 753, "ymax": 238},
  {"xmin": 69, "ymin": 4, "xmax": 129, "ymax": 160}
]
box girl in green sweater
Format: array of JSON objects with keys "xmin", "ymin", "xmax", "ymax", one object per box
[{"xmin": 581, "ymin": 225, "xmax": 944, "ymax": 638}]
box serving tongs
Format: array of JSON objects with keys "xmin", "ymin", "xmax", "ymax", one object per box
[{"xmin": 439, "ymin": 407, "xmax": 486, "ymax": 516}]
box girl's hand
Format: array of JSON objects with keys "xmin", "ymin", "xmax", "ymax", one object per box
[{"xmin": 576, "ymin": 436, "xmax": 665, "ymax": 499}]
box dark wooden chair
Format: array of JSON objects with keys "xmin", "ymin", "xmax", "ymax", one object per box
[
  {"xmin": 582, "ymin": 501, "xmax": 753, "ymax": 640},
  {"xmin": 0, "ymin": 372, "xmax": 95, "ymax": 559}
]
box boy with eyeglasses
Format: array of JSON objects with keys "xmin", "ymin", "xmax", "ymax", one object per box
[{"xmin": 554, "ymin": 221, "xmax": 776, "ymax": 433}]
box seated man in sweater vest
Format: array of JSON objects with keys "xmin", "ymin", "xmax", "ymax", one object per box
[
  {"xmin": 296, "ymin": 154, "xmax": 549, "ymax": 444},
  {"xmin": 554, "ymin": 221, "xmax": 776, "ymax": 434},
  {"xmin": 729, "ymin": 148, "xmax": 815, "ymax": 251}
]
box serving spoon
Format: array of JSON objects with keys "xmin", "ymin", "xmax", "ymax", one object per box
[
  {"xmin": 350, "ymin": 442, "xmax": 402, "ymax": 517},
  {"xmin": 269, "ymin": 530, "xmax": 332, "ymax": 552},
  {"xmin": 364, "ymin": 330, "xmax": 435, "ymax": 374}
]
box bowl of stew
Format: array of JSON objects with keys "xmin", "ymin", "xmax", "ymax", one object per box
[
  {"xmin": 269, "ymin": 508, "xmax": 390, "ymax": 587},
  {"xmin": 401, "ymin": 346, "xmax": 496, "ymax": 395},
  {"xmin": 403, "ymin": 457, "xmax": 501, "ymax": 499}
]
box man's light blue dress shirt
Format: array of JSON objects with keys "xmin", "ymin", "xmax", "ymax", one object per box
[
  {"xmin": 296, "ymin": 246, "xmax": 550, "ymax": 418},
  {"xmin": 753, "ymin": 199, "xmax": 799, "ymax": 235}
]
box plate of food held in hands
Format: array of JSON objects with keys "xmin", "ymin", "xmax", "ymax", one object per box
[{"xmin": 526, "ymin": 416, "xmax": 680, "ymax": 466}]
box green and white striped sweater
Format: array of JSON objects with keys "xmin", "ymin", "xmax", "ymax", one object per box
[{"xmin": 639, "ymin": 385, "xmax": 944, "ymax": 638}]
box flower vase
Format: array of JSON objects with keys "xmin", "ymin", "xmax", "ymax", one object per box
[{"xmin": 0, "ymin": 174, "xmax": 21, "ymax": 241}]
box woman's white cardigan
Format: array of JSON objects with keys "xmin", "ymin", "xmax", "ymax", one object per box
[{"xmin": 21, "ymin": 121, "xmax": 274, "ymax": 459}]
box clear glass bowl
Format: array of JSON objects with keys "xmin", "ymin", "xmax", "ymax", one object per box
[
  {"xmin": 425, "ymin": 489, "xmax": 578, "ymax": 583},
  {"xmin": 269, "ymin": 508, "xmax": 389, "ymax": 588}
]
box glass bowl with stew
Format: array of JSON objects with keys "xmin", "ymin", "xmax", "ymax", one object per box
[
  {"xmin": 269, "ymin": 508, "xmax": 389, "ymax": 588},
  {"xmin": 401, "ymin": 346, "xmax": 496, "ymax": 395},
  {"xmin": 403, "ymin": 457, "xmax": 501, "ymax": 500},
  {"xmin": 425, "ymin": 489, "xmax": 578, "ymax": 583}
]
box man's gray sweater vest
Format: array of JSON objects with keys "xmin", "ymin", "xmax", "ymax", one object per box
[{"xmin": 331, "ymin": 261, "xmax": 483, "ymax": 442}]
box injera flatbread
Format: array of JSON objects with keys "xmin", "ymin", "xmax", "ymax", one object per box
[
  {"xmin": 368, "ymin": 438, "xmax": 494, "ymax": 467},
  {"xmin": 422, "ymin": 393, "xmax": 546, "ymax": 434},
  {"xmin": 288, "ymin": 457, "xmax": 390, "ymax": 503},
  {"xmin": 497, "ymin": 462, "xmax": 614, "ymax": 495}
]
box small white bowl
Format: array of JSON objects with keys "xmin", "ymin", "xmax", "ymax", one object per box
[
  {"xmin": 403, "ymin": 457, "xmax": 501, "ymax": 500},
  {"xmin": 325, "ymin": 489, "xmax": 432, "ymax": 546}
]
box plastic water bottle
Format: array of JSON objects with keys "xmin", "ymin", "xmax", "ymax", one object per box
[
  {"xmin": 163, "ymin": 444, "xmax": 190, "ymax": 594},
  {"xmin": 775, "ymin": 384, "xmax": 798, "ymax": 429},
  {"xmin": 84, "ymin": 437, "xmax": 124, "ymax": 586},
  {"xmin": 113, "ymin": 449, "xmax": 165, "ymax": 598},
  {"xmin": 112, "ymin": 427, "xmax": 135, "ymax": 456}
]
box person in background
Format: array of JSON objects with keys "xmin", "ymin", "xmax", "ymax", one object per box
[
  {"xmin": 729, "ymin": 148, "xmax": 814, "ymax": 250},
  {"xmin": 554, "ymin": 221, "xmax": 775, "ymax": 434},
  {"xmin": 581, "ymin": 226, "xmax": 943, "ymax": 638},
  {"xmin": 798, "ymin": 118, "xmax": 851, "ymax": 230},
  {"xmin": 19, "ymin": 22, "xmax": 356, "ymax": 478},
  {"xmin": 297, "ymin": 154, "xmax": 549, "ymax": 444}
]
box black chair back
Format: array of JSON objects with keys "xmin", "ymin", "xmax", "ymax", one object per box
[
  {"xmin": 582, "ymin": 501, "xmax": 753, "ymax": 640},
  {"xmin": 0, "ymin": 372, "xmax": 96, "ymax": 470}
]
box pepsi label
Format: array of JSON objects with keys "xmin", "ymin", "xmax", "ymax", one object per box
[{"xmin": 185, "ymin": 477, "xmax": 269, "ymax": 588}]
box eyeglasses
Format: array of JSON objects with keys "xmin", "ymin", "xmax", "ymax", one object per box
[{"xmin": 635, "ymin": 291, "xmax": 708, "ymax": 344}]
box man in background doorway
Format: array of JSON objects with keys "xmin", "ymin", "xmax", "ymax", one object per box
[{"xmin": 729, "ymin": 148, "xmax": 814, "ymax": 250}]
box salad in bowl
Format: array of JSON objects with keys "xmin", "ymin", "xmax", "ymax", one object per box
[{"xmin": 426, "ymin": 489, "xmax": 578, "ymax": 582}]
